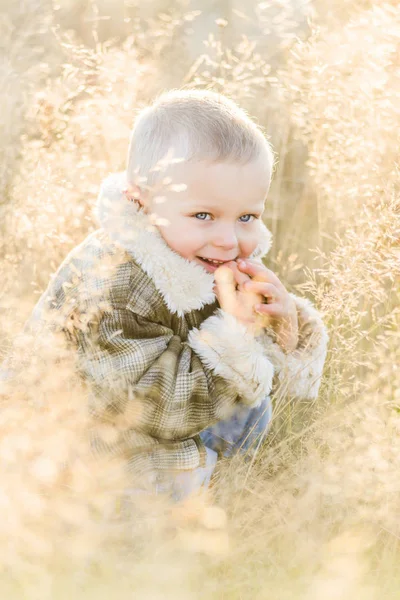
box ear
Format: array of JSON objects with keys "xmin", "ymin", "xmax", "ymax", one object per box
[{"xmin": 123, "ymin": 183, "xmax": 145, "ymax": 209}]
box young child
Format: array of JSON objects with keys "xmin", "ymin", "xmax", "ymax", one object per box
[{"xmin": 27, "ymin": 89, "xmax": 329, "ymax": 501}]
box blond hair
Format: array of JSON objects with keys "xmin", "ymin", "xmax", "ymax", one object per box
[{"xmin": 126, "ymin": 88, "xmax": 275, "ymax": 191}]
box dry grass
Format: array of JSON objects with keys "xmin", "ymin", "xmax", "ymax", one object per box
[{"xmin": 0, "ymin": 0, "xmax": 399, "ymax": 598}]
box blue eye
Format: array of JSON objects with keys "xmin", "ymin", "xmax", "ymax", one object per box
[
  {"xmin": 193, "ymin": 212, "xmax": 257, "ymax": 222},
  {"xmin": 239, "ymin": 214, "xmax": 255, "ymax": 223}
]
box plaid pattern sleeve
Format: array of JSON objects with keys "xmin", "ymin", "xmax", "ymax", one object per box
[{"xmin": 80, "ymin": 306, "xmax": 243, "ymax": 443}]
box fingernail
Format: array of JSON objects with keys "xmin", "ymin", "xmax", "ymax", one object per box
[{"xmin": 237, "ymin": 259, "xmax": 245, "ymax": 265}]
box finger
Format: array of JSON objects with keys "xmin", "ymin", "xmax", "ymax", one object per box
[
  {"xmin": 243, "ymin": 281, "xmax": 280, "ymax": 301},
  {"xmin": 214, "ymin": 265, "xmax": 236, "ymax": 290},
  {"xmin": 227, "ymin": 261, "xmax": 251, "ymax": 289},
  {"xmin": 237, "ymin": 260, "xmax": 285, "ymax": 290},
  {"xmin": 254, "ymin": 302, "xmax": 282, "ymax": 318},
  {"xmin": 214, "ymin": 266, "xmax": 237, "ymax": 313},
  {"xmin": 237, "ymin": 259, "xmax": 268, "ymax": 280}
]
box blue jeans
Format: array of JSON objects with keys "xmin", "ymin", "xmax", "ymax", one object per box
[
  {"xmin": 200, "ymin": 395, "xmax": 273, "ymax": 458},
  {"xmin": 157, "ymin": 396, "xmax": 273, "ymax": 501}
]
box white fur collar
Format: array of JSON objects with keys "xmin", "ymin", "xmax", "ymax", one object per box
[{"xmin": 94, "ymin": 172, "xmax": 273, "ymax": 316}]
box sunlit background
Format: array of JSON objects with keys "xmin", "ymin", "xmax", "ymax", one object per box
[{"xmin": 0, "ymin": 0, "xmax": 399, "ymax": 598}]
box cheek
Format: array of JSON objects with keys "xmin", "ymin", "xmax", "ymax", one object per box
[
  {"xmin": 238, "ymin": 225, "xmax": 261, "ymax": 256},
  {"xmin": 158, "ymin": 219, "xmax": 203, "ymax": 257}
]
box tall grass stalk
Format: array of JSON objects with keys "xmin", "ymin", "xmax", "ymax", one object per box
[{"xmin": 0, "ymin": 0, "xmax": 398, "ymax": 597}]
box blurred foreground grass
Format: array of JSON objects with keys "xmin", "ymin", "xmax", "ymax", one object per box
[{"xmin": 0, "ymin": 0, "xmax": 399, "ymax": 598}]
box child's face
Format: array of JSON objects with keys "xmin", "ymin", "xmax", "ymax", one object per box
[{"xmin": 142, "ymin": 158, "xmax": 270, "ymax": 273}]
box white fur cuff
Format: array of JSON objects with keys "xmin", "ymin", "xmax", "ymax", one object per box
[
  {"xmin": 187, "ymin": 309, "xmax": 275, "ymax": 407},
  {"xmin": 258, "ymin": 293, "xmax": 329, "ymax": 400}
]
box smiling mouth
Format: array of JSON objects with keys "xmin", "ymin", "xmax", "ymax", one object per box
[
  {"xmin": 197, "ymin": 257, "xmax": 235, "ymax": 265},
  {"xmin": 195, "ymin": 256, "xmax": 236, "ymax": 272}
]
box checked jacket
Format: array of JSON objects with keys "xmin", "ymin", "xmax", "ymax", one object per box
[{"xmin": 27, "ymin": 172, "xmax": 329, "ymax": 477}]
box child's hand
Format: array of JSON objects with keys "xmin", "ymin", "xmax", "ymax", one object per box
[
  {"xmin": 214, "ymin": 261, "xmax": 264, "ymax": 333},
  {"xmin": 236, "ymin": 259, "xmax": 299, "ymax": 353}
]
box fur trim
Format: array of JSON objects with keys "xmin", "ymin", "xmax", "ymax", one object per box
[
  {"xmin": 94, "ymin": 172, "xmax": 273, "ymax": 316},
  {"xmin": 257, "ymin": 293, "xmax": 329, "ymax": 400},
  {"xmin": 251, "ymin": 221, "xmax": 273, "ymax": 259},
  {"xmin": 188, "ymin": 309, "xmax": 275, "ymax": 407}
]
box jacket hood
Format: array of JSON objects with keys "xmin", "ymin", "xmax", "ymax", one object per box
[{"xmin": 94, "ymin": 171, "xmax": 273, "ymax": 316}]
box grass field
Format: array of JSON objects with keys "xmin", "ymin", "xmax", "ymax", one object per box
[{"xmin": 0, "ymin": 1, "xmax": 399, "ymax": 598}]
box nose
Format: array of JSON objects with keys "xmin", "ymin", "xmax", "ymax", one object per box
[{"xmin": 212, "ymin": 221, "xmax": 238, "ymax": 251}]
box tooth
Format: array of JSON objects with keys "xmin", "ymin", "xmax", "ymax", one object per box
[{"xmin": 201, "ymin": 258, "xmax": 225, "ymax": 264}]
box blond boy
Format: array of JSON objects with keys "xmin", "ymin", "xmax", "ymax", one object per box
[{"xmin": 28, "ymin": 89, "xmax": 329, "ymax": 499}]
